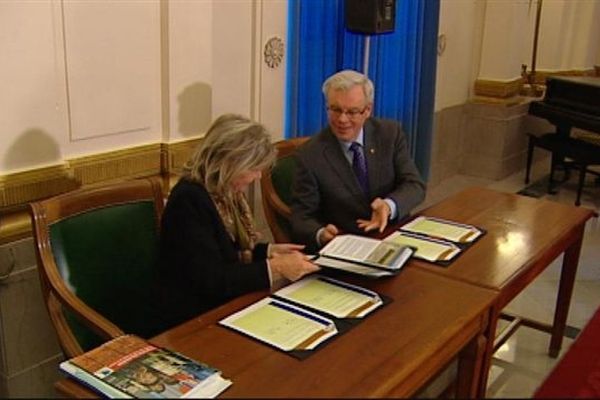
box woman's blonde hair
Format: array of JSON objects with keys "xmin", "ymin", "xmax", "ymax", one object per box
[{"xmin": 183, "ymin": 114, "xmax": 276, "ymax": 193}]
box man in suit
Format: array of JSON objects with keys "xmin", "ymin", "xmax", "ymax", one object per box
[{"xmin": 291, "ymin": 70, "xmax": 426, "ymax": 251}]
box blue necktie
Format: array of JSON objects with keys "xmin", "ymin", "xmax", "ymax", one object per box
[{"xmin": 350, "ymin": 142, "xmax": 369, "ymax": 195}]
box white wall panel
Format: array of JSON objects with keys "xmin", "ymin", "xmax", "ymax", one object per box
[
  {"xmin": 257, "ymin": 0, "xmax": 287, "ymax": 141},
  {"xmin": 435, "ymin": 0, "xmax": 483, "ymax": 110},
  {"xmin": 212, "ymin": 0, "xmax": 254, "ymax": 120},
  {"xmin": 168, "ymin": 0, "xmax": 213, "ymax": 141},
  {"xmin": 0, "ymin": 1, "xmax": 68, "ymax": 173},
  {"xmin": 62, "ymin": 0, "xmax": 161, "ymax": 142}
]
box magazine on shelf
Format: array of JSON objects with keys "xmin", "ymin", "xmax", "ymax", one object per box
[
  {"xmin": 59, "ymin": 335, "xmax": 232, "ymax": 399},
  {"xmin": 312, "ymin": 234, "xmax": 414, "ymax": 277}
]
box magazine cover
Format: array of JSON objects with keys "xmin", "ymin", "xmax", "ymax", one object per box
[{"xmin": 62, "ymin": 335, "xmax": 230, "ymax": 398}]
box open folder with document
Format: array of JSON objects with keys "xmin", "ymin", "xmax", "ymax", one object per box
[
  {"xmin": 384, "ymin": 216, "xmax": 485, "ymax": 266},
  {"xmin": 385, "ymin": 231, "xmax": 461, "ymax": 263},
  {"xmin": 273, "ymin": 275, "xmax": 383, "ymax": 319},
  {"xmin": 219, "ymin": 275, "xmax": 385, "ymax": 357},
  {"xmin": 312, "ymin": 234, "xmax": 414, "ymax": 277},
  {"xmin": 220, "ymin": 297, "xmax": 337, "ymax": 352}
]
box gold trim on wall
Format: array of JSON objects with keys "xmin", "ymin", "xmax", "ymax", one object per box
[
  {"xmin": 161, "ymin": 138, "xmax": 202, "ymax": 175},
  {"xmin": 474, "ymin": 78, "xmax": 522, "ymax": 99},
  {"xmin": 473, "ymin": 68, "xmax": 596, "ymax": 100},
  {"xmin": 0, "ymin": 164, "xmax": 77, "ymax": 210},
  {"xmin": 69, "ymin": 143, "xmax": 162, "ymax": 185},
  {"xmin": 0, "ymin": 137, "xmax": 203, "ymax": 244}
]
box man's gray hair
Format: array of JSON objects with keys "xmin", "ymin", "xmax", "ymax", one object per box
[{"xmin": 322, "ymin": 70, "xmax": 375, "ymax": 104}]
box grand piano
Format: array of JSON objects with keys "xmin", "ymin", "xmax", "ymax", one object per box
[{"xmin": 526, "ymin": 75, "xmax": 600, "ymax": 205}]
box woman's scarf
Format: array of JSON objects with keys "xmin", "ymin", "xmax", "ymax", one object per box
[{"xmin": 210, "ymin": 191, "xmax": 259, "ymax": 263}]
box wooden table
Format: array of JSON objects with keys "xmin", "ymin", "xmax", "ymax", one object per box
[
  {"xmin": 396, "ymin": 187, "xmax": 596, "ymax": 397},
  {"xmin": 56, "ymin": 268, "xmax": 495, "ymax": 398}
]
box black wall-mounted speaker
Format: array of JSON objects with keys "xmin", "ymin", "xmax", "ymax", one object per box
[{"xmin": 345, "ymin": 0, "xmax": 396, "ymax": 35}]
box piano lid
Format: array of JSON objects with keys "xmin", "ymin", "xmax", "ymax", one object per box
[
  {"xmin": 544, "ymin": 76, "xmax": 600, "ymax": 116},
  {"xmin": 529, "ymin": 76, "xmax": 600, "ymax": 134}
]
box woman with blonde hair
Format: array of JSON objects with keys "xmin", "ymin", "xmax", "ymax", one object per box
[{"xmin": 159, "ymin": 114, "xmax": 318, "ymax": 328}]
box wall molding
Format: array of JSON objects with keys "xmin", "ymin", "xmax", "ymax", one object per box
[
  {"xmin": 474, "ymin": 78, "xmax": 522, "ymax": 99},
  {"xmin": 0, "ymin": 137, "xmax": 203, "ymax": 244},
  {"xmin": 161, "ymin": 138, "xmax": 202, "ymax": 176},
  {"xmin": 69, "ymin": 143, "xmax": 162, "ymax": 185},
  {"xmin": 473, "ymin": 68, "xmax": 597, "ymax": 100},
  {"xmin": 0, "ymin": 165, "xmax": 77, "ymax": 210}
]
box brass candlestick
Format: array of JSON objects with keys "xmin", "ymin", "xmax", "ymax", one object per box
[{"xmin": 520, "ymin": 0, "xmax": 545, "ymax": 97}]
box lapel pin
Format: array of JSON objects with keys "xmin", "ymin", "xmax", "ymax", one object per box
[{"xmin": 369, "ymin": 148, "xmax": 375, "ymax": 154}]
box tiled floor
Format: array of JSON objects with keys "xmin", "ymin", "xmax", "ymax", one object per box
[{"xmin": 422, "ymin": 159, "xmax": 600, "ymax": 398}]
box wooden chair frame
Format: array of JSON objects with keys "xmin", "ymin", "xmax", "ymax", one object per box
[
  {"xmin": 260, "ymin": 137, "xmax": 309, "ymax": 243},
  {"xmin": 29, "ymin": 177, "xmax": 165, "ymax": 358}
]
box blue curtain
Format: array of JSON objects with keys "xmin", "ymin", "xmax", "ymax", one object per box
[
  {"xmin": 285, "ymin": 0, "xmax": 440, "ymax": 179},
  {"xmin": 285, "ymin": 0, "xmax": 364, "ymax": 138}
]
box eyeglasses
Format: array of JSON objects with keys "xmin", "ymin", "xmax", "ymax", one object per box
[{"xmin": 326, "ymin": 106, "xmax": 369, "ymax": 119}]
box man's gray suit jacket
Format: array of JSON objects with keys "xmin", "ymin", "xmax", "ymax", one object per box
[{"xmin": 291, "ymin": 118, "xmax": 426, "ymax": 251}]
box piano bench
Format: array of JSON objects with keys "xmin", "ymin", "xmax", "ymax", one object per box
[{"xmin": 525, "ymin": 132, "xmax": 600, "ymax": 206}]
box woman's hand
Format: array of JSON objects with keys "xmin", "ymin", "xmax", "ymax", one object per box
[{"xmin": 269, "ymin": 251, "xmax": 320, "ymax": 281}]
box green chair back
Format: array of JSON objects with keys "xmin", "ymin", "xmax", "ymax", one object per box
[
  {"xmin": 30, "ymin": 178, "xmax": 167, "ymax": 357},
  {"xmin": 49, "ymin": 201, "xmax": 161, "ymax": 352},
  {"xmin": 260, "ymin": 137, "xmax": 308, "ymax": 243},
  {"xmin": 272, "ymin": 154, "xmax": 298, "ymax": 207}
]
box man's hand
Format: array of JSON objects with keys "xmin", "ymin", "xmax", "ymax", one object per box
[
  {"xmin": 269, "ymin": 243, "xmax": 305, "ymax": 258},
  {"xmin": 318, "ymin": 224, "xmax": 339, "ymax": 245},
  {"xmin": 357, "ymin": 197, "xmax": 391, "ymax": 233}
]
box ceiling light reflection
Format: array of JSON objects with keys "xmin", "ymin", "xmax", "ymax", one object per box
[{"xmin": 497, "ymin": 232, "xmax": 526, "ymax": 254}]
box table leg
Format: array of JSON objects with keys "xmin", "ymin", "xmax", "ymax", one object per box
[
  {"xmin": 549, "ymin": 226, "xmax": 585, "ymax": 357},
  {"xmin": 475, "ymin": 306, "xmax": 500, "ymax": 398},
  {"xmin": 456, "ymin": 332, "xmax": 488, "ymax": 398}
]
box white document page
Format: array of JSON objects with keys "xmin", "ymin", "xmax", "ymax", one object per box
[
  {"xmin": 320, "ymin": 234, "xmax": 380, "ymax": 262},
  {"xmin": 385, "ymin": 231, "xmax": 460, "ymax": 262},
  {"xmin": 401, "ymin": 216, "xmax": 482, "ymax": 243},
  {"xmin": 219, "ymin": 298, "xmax": 337, "ymax": 351},
  {"xmin": 319, "ymin": 234, "xmax": 411, "ymax": 269},
  {"xmin": 312, "ymin": 256, "xmax": 394, "ymax": 277},
  {"xmin": 275, "ymin": 275, "xmax": 382, "ymax": 318}
]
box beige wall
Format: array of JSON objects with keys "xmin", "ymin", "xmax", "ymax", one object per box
[
  {"xmin": 431, "ymin": 0, "xmax": 599, "ymax": 185},
  {"xmin": 1, "ymin": 1, "xmax": 164, "ymax": 173},
  {"xmin": 2, "ymin": 0, "xmax": 598, "ymax": 175},
  {"xmin": 0, "ymin": 1, "xmax": 598, "ymax": 396},
  {"xmin": 1, "ymin": 1, "xmax": 68, "ymax": 172},
  {"xmin": 167, "ymin": 0, "xmax": 213, "ymax": 141},
  {"xmin": 0, "ymin": 0, "xmax": 290, "ymax": 176},
  {"xmin": 435, "ymin": 0, "xmax": 485, "ymax": 110},
  {"xmin": 537, "ymin": 0, "xmax": 600, "ymax": 70},
  {"xmin": 435, "ymin": 0, "xmax": 600, "ymax": 110}
]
